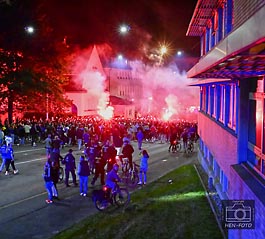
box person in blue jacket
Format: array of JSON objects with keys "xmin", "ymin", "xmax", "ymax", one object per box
[
  {"xmin": 62, "ymin": 149, "xmax": 77, "ymax": 187},
  {"xmin": 43, "ymin": 158, "xmax": 54, "ymax": 204},
  {"xmin": 105, "ymin": 163, "xmax": 121, "ymax": 192},
  {"xmin": 136, "ymin": 128, "xmax": 144, "ymax": 150},
  {"xmin": 1, "ymin": 141, "xmax": 18, "ymax": 175},
  {"xmin": 138, "ymin": 149, "xmax": 149, "ymax": 185}
]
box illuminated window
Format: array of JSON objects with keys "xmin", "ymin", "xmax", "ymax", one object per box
[
  {"xmin": 228, "ymin": 84, "xmax": 237, "ymax": 130},
  {"xmin": 219, "ymin": 85, "xmax": 225, "ymax": 123},
  {"xmin": 200, "ymin": 86, "xmax": 207, "ymax": 112}
]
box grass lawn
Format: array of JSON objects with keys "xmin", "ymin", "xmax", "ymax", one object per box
[{"xmin": 52, "ymin": 164, "xmax": 224, "ymax": 239}]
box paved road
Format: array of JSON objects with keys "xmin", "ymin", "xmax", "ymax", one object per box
[{"xmin": 0, "ymin": 141, "xmax": 197, "ymax": 239}]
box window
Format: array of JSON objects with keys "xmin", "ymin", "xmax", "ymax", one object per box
[
  {"xmin": 217, "ymin": 6, "xmax": 224, "ymax": 42},
  {"xmin": 248, "ymin": 77, "xmax": 265, "ymax": 177},
  {"xmin": 228, "ymin": 84, "xmax": 237, "ymax": 130},
  {"xmin": 224, "ymin": 0, "xmax": 233, "ymax": 36},
  {"xmin": 200, "ymin": 86, "xmax": 207, "ymax": 112},
  {"xmin": 219, "ymin": 85, "xmax": 225, "ymax": 123}
]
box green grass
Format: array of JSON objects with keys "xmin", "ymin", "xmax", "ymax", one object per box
[{"xmin": 52, "ymin": 165, "xmax": 223, "ymax": 239}]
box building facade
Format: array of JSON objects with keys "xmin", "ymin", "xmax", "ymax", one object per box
[
  {"xmin": 186, "ymin": 0, "xmax": 265, "ymax": 238},
  {"xmin": 65, "ymin": 46, "xmax": 142, "ymax": 118}
]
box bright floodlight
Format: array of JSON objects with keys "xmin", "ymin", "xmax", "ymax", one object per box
[
  {"xmin": 25, "ymin": 26, "xmax": 34, "ymax": 34},
  {"xmin": 177, "ymin": 50, "xmax": 182, "ymax": 56},
  {"xmin": 160, "ymin": 46, "xmax": 167, "ymax": 55},
  {"xmin": 119, "ymin": 24, "xmax": 130, "ymax": 34},
  {"xmin": 117, "ymin": 54, "xmax": 123, "ymax": 60}
]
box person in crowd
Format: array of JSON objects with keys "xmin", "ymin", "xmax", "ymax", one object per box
[
  {"xmin": 77, "ymin": 155, "xmax": 90, "ymax": 197},
  {"xmin": 76, "ymin": 126, "xmax": 84, "ymax": 150},
  {"xmin": 24, "ymin": 122, "xmax": 31, "ymax": 143},
  {"xmin": 50, "ymin": 149, "xmax": 63, "ymax": 199},
  {"xmin": 44, "ymin": 134, "xmax": 53, "ymax": 159},
  {"xmin": 87, "ymin": 139, "xmax": 101, "ymax": 174},
  {"xmin": 91, "ymin": 152, "xmax": 105, "ymax": 186},
  {"xmin": 83, "ymin": 129, "xmax": 90, "ymax": 147},
  {"xmin": 121, "ymin": 139, "xmax": 134, "ymax": 170},
  {"xmin": 136, "ymin": 127, "xmax": 144, "ymax": 150},
  {"xmin": 181, "ymin": 129, "xmax": 189, "ymax": 152},
  {"xmin": 0, "ymin": 127, "xmax": 4, "ymax": 146},
  {"xmin": 67, "ymin": 126, "xmax": 76, "ymax": 146},
  {"xmin": 62, "ymin": 149, "xmax": 78, "ymax": 187},
  {"xmin": 104, "ymin": 141, "xmax": 117, "ymax": 172},
  {"xmin": 168, "ymin": 130, "xmax": 178, "ymax": 153},
  {"xmin": 1, "ymin": 141, "xmax": 19, "ymax": 175},
  {"xmin": 17, "ymin": 123, "xmax": 26, "ymax": 146},
  {"xmin": 43, "ymin": 158, "xmax": 54, "ymax": 204},
  {"xmin": 30, "ymin": 122, "xmax": 39, "ymax": 147},
  {"xmin": 0, "ymin": 140, "xmax": 7, "ymax": 172},
  {"xmin": 138, "ymin": 149, "xmax": 149, "ymax": 185},
  {"xmin": 105, "ymin": 163, "xmax": 121, "ymax": 192},
  {"xmin": 112, "ymin": 126, "xmax": 123, "ymax": 156},
  {"xmin": 52, "ymin": 135, "xmax": 62, "ymax": 154}
]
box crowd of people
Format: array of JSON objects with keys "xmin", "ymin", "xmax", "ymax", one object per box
[{"xmin": 0, "ymin": 116, "xmax": 198, "ymax": 204}]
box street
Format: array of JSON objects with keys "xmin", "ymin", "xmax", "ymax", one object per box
[{"xmin": 0, "ymin": 140, "xmax": 197, "ymax": 239}]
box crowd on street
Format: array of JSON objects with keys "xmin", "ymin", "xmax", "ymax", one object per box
[{"xmin": 0, "ymin": 116, "xmax": 198, "ymax": 203}]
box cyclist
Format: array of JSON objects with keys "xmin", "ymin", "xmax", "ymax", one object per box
[
  {"xmin": 105, "ymin": 163, "xmax": 121, "ymax": 192},
  {"xmin": 121, "ymin": 140, "xmax": 134, "ymax": 170}
]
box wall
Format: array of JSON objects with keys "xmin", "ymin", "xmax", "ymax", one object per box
[{"xmin": 198, "ymin": 112, "xmax": 237, "ymax": 179}]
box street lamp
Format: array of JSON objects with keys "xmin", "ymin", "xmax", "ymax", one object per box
[
  {"xmin": 25, "ymin": 26, "xmax": 34, "ymax": 34},
  {"xmin": 158, "ymin": 45, "xmax": 168, "ymax": 65},
  {"xmin": 119, "ymin": 24, "xmax": 130, "ymax": 35}
]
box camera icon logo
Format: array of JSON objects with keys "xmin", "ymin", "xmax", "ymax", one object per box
[
  {"xmin": 225, "ymin": 202, "xmax": 251, "ymax": 223},
  {"xmin": 222, "ymin": 200, "xmax": 255, "ymax": 229}
]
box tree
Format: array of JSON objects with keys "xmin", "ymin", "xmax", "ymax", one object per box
[{"xmin": 0, "ymin": 0, "xmax": 71, "ymax": 123}]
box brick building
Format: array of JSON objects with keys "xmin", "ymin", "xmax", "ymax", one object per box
[{"xmin": 186, "ymin": 0, "xmax": 265, "ymax": 238}]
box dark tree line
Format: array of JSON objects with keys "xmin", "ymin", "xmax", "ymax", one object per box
[{"xmin": 0, "ymin": 0, "xmax": 71, "ymax": 123}]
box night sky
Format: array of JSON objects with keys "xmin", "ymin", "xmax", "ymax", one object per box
[
  {"xmin": 48, "ymin": 0, "xmax": 199, "ymax": 57},
  {"xmin": 0, "ymin": 0, "xmax": 200, "ymax": 59}
]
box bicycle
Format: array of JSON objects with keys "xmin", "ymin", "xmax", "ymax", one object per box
[
  {"xmin": 92, "ymin": 181, "xmax": 130, "ymax": 211},
  {"xmin": 185, "ymin": 140, "xmax": 194, "ymax": 155},
  {"xmin": 169, "ymin": 140, "xmax": 181, "ymax": 153},
  {"xmin": 122, "ymin": 162, "xmax": 139, "ymax": 188},
  {"xmin": 119, "ymin": 156, "xmax": 130, "ymax": 173}
]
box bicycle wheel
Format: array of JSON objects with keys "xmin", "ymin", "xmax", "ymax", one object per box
[
  {"xmin": 189, "ymin": 142, "xmax": 194, "ymax": 152},
  {"xmin": 186, "ymin": 144, "xmax": 193, "ymax": 155},
  {"xmin": 58, "ymin": 167, "xmax": 64, "ymax": 182},
  {"xmin": 127, "ymin": 172, "xmax": 139, "ymax": 188},
  {"xmin": 122, "ymin": 162, "xmax": 130, "ymax": 173},
  {"xmin": 113, "ymin": 188, "xmax": 130, "ymax": 207},
  {"xmin": 94, "ymin": 198, "xmax": 110, "ymax": 211},
  {"xmin": 176, "ymin": 143, "xmax": 181, "ymax": 152}
]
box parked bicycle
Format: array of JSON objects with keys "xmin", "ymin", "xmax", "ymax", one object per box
[{"xmin": 92, "ymin": 181, "xmax": 130, "ymax": 211}]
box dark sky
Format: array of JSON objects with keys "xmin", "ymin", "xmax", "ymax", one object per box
[
  {"xmin": 43, "ymin": 0, "xmax": 200, "ymax": 58},
  {"xmin": 0, "ymin": 0, "xmax": 200, "ymax": 60}
]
